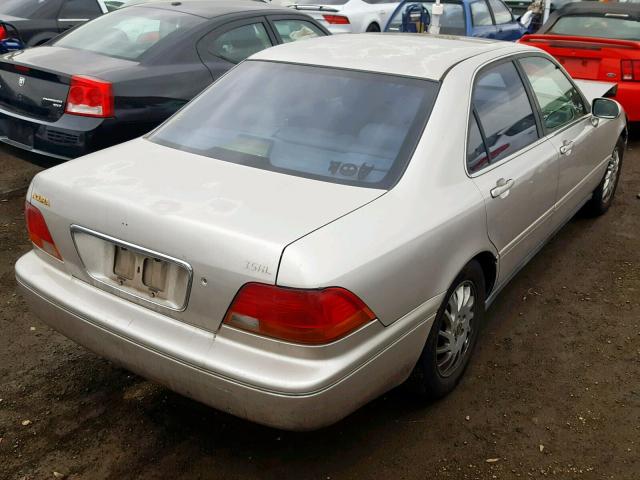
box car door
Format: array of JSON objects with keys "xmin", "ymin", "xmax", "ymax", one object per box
[
  {"xmin": 266, "ymin": 15, "xmax": 328, "ymax": 44},
  {"xmin": 196, "ymin": 18, "xmax": 276, "ymax": 80},
  {"xmin": 57, "ymin": 0, "xmax": 104, "ymax": 32},
  {"xmin": 486, "ymin": 0, "xmax": 520, "ymax": 40},
  {"xmin": 469, "ymin": 0, "xmax": 497, "ymax": 38},
  {"xmin": 517, "ymin": 56, "xmax": 606, "ymax": 224},
  {"xmin": 468, "ymin": 59, "xmax": 559, "ymax": 286}
]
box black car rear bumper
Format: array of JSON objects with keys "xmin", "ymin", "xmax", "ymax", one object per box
[{"xmin": 0, "ymin": 106, "xmax": 152, "ymax": 160}]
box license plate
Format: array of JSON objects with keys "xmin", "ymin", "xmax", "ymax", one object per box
[
  {"xmin": 72, "ymin": 227, "xmax": 192, "ymax": 311},
  {"xmin": 114, "ymin": 245, "xmax": 169, "ymax": 296},
  {"xmin": 7, "ymin": 121, "xmax": 34, "ymax": 148}
]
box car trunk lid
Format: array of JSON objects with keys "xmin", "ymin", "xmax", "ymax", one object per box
[
  {"xmin": 520, "ymin": 35, "xmax": 640, "ymax": 82},
  {"xmin": 29, "ymin": 138, "xmax": 385, "ymax": 333},
  {"xmin": 0, "ymin": 47, "xmax": 136, "ymax": 121}
]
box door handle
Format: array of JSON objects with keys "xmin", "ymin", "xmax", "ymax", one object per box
[
  {"xmin": 490, "ymin": 178, "xmax": 514, "ymax": 199},
  {"xmin": 559, "ymin": 140, "xmax": 574, "ymax": 156}
]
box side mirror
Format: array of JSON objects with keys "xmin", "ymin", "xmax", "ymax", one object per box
[{"xmin": 592, "ymin": 98, "xmax": 620, "ymax": 119}]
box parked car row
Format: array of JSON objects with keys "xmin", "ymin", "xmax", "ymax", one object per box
[{"xmin": 0, "ymin": 1, "xmax": 329, "ymax": 159}]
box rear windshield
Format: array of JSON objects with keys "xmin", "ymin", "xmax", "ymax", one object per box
[
  {"xmin": 150, "ymin": 61, "xmax": 438, "ymax": 189},
  {"xmin": 0, "ymin": 0, "xmax": 53, "ymax": 17},
  {"xmin": 549, "ymin": 15, "xmax": 640, "ymax": 40},
  {"xmin": 52, "ymin": 7, "xmax": 205, "ymax": 60},
  {"xmin": 386, "ymin": 1, "xmax": 466, "ymax": 35}
]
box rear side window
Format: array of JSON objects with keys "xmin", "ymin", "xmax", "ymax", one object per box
[
  {"xmin": 468, "ymin": 61, "xmax": 538, "ymax": 172},
  {"xmin": 487, "ymin": 0, "xmax": 513, "ymax": 24},
  {"xmin": 548, "ymin": 15, "xmax": 640, "ymax": 41},
  {"xmin": 52, "ymin": 6, "xmax": 204, "ymax": 60},
  {"xmin": 150, "ymin": 61, "xmax": 439, "ymax": 189},
  {"xmin": 0, "ymin": 0, "xmax": 56, "ymax": 17},
  {"xmin": 273, "ymin": 19, "xmax": 324, "ymax": 43},
  {"xmin": 467, "ymin": 113, "xmax": 489, "ymax": 173},
  {"xmin": 519, "ymin": 56, "xmax": 587, "ymax": 132},
  {"xmin": 210, "ymin": 24, "xmax": 273, "ymax": 64},
  {"xmin": 470, "ymin": 1, "xmax": 493, "ymax": 26},
  {"xmin": 59, "ymin": 0, "xmax": 102, "ymax": 19}
]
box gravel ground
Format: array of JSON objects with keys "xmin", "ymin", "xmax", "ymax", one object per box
[{"xmin": 0, "ymin": 131, "xmax": 639, "ymax": 480}]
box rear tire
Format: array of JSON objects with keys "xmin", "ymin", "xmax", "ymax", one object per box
[
  {"xmin": 410, "ymin": 261, "xmax": 486, "ymax": 399},
  {"xmin": 366, "ymin": 23, "xmax": 380, "ymax": 32},
  {"xmin": 583, "ymin": 138, "xmax": 624, "ymax": 217}
]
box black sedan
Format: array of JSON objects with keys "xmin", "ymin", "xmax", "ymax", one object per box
[
  {"xmin": 0, "ymin": 1, "xmax": 329, "ymax": 159},
  {"xmin": 0, "ymin": 0, "xmax": 110, "ymax": 47}
]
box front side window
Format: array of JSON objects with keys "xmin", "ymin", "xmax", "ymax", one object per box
[
  {"xmin": 273, "ymin": 19, "xmax": 324, "ymax": 43},
  {"xmin": 468, "ymin": 61, "xmax": 538, "ymax": 172},
  {"xmin": 470, "ymin": 0, "xmax": 493, "ymax": 26},
  {"xmin": 210, "ymin": 24, "xmax": 273, "ymax": 64},
  {"xmin": 59, "ymin": 0, "xmax": 102, "ymax": 18},
  {"xmin": 150, "ymin": 61, "xmax": 439, "ymax": 189},
  {"xmin": 53, "ymin": 7, "xmax": 204, "ymax": 60},
  {"xmin": 519, "ymin": 56, "xmax": 587, "ymax": 132},
  {"xmin": 386, "ymin": 1, "xmax": 466, "ymax": 35},
  {"xmin": 487, "ymin": 0, "xmax": 513, "ymax": 24}
]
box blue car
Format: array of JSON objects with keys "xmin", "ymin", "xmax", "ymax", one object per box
[{"xmin": 384, "ymin": 0, "xmax": 527, "ymax": 40}]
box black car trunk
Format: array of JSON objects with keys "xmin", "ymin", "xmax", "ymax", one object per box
[
  {"xmin": 0, "ymin": 47, "xmax": 138, "ymax": 121},
  {"xmin": 0, "ymin": 61, "xmax": 70, "ymax": 121}
]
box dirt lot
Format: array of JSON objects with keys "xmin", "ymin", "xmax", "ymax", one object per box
[{"xmin": 1, "ymin": 132, "xmax": 639, "ymax": 480}]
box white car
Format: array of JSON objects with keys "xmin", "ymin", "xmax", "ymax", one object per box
[
  {"xmin": 287, "ymin": 0, "xmax": 399, "ymax": 33},
  {"xmin": 16, "ymin": 35, "xmax": 626, "ymax": 430}
]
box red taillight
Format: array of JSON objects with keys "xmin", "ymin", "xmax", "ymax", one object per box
[
  {"xmin": 223, "ymin": 283, "xmax": 376, "ymax": 345},
  {"xmin": 323, "ymin": 14, "xmax": 350, "ymax": 25},
  {"xmin": 0, "ymin": 25, "xmax": 7, "ymax": 40},
  {"xmin": 25, "ymin": 202, "xmax": 62, "ymax": 261},
  {"xmin": 65, "ymin": 75, "xmax": 113, "ymax": 118},
  {"xmin": 621, "ymin": 60, "xmax": 640, "ymax": 81}
]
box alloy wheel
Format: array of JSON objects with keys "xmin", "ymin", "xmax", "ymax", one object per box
[
  {"xmin": 436, "ymin": 281, "xmax": 476, "ymax": 377},
  {"xmin": 602, "ymin": 148, "xmax": 620, "ymax": 204}
]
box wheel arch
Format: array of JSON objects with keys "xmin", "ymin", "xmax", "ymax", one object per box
[{"xmin": 470, "ymin": 251, "xmax": 498, "ymax": 298}]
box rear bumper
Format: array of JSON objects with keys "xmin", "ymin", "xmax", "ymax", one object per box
[
  {"xmin": 0, "ymin": 106, "xmax": 155, "ymax": 160},
  {"xmin": 614, "ymin": 82, "xmax": 640, "ymax": 122},
  {"xmin": 16, "ymin": 250, "xmax": 437, "ymax": 430}
]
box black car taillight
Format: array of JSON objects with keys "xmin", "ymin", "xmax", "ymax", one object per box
[{"xmin": 65, "ymin": 75, "xmax": 114, "ymax": 118}]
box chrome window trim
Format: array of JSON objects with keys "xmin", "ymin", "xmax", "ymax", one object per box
[
  {"xmin": 58, "ymin": 18, "xmax": 90, "ymax": 21},
  {"xmin": 69, "ymin": 224, "xmax": 194, "ymax": 313}
]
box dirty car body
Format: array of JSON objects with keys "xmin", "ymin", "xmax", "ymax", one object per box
[{"xmin": 16, "ymin": 35, "xmax": 626, "ymax": 430}]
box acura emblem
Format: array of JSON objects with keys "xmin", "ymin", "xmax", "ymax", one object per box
[{"xmin": 18, "ymin": 76, "xmax": 25, "ymax": 87}]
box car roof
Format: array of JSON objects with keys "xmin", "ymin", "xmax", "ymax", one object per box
[
  {"xmin": 252, "ymin": 34, "xmax": 534, "ymax": 80},
  {"xmin": 131, "ymin": 0, "xmax": 295, "ymax": 18}
]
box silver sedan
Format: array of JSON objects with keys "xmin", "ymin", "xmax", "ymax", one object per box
[{"xmin": 16, "ymin": 34, "xmax": 627, "ymax": 430}]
